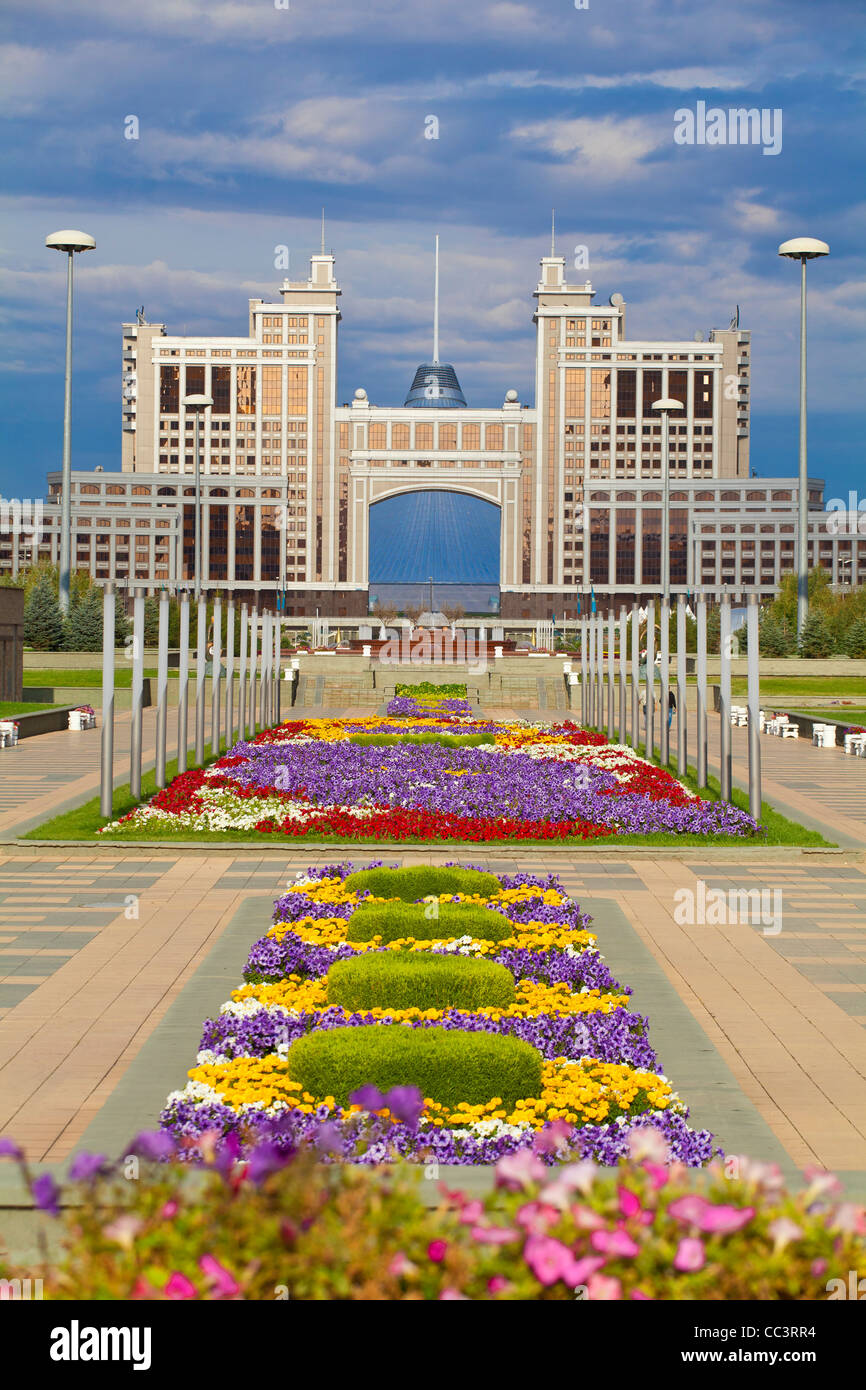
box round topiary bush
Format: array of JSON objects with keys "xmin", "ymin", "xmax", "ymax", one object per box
[
  {"xmin": 344, "ymin": 864, "xmax": 501, "ymax": 902},
  {"xmin": 345, "ymin": 900, "xmax": 512, "ymax": 945},
  {"xmin": 287, "ymin": 1024, "xmax": 543, "ymax": 1110},
  {"xmin": 326, "ymin": 951, "xmax": 516, "ymax": 1012}
]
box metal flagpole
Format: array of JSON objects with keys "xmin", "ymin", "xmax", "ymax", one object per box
[
  {"xmin": 676, "ymin": 594, "xmax": 687, "ymax": 778},
  {"xmin": 238, "ymin": 602, "xmax": 248, "ymax": 740},
  {"xmin": 177, "ymin": 592, "xmax": 190, "ymax": 772},
  {"xmin": 747, "ymin": 593, "xmax": 762, "ymax": 821},
  {"xmin": 696, "ymin": 593, "xmax": 708, "ymax": 788},
  {"xmin": 210, "ymin": 594, "xmax": 222, "ymax": 759},
  {"xmin": 645, "ymin": 600, "xmax": 655, "ymax": 758},
  {"xmin": 225, "ymin": 599, "xmax": 235, "ymax": 750},
  {"xmin": 630, "ymin": 603, "xmax": 639, "ymax": 748},
  {"xmin": 130, "ymin": 587, "xmax": 145, "ymax": 800},
  {"xmin": 719, "ymin": 595, "xmax": 733, "ymax": 802},
  {"xmin": 155, "ymin": 589, "xmax": 169, "ymax": 789},
  {"xmin": 99, "ymin": 583, "xmax": 115, "ymax": 818}
]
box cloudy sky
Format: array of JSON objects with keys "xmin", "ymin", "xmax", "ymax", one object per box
[{"xmin": 1, "ymin": 0, "xmax": 863, "ymax": 502}]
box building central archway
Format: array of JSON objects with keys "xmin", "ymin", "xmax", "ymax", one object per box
[{"xmin": 368, "ymin": 489, "xmax": 500, "ymax": 613}]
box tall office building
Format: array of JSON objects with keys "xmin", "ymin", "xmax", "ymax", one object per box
[
  {"xmin": 8, "ymin": 239, "xmax": 857, "ymax": 613},
  {"xmin": 112, "ymin": 241, "xmax": 758, "ymax": 615}
]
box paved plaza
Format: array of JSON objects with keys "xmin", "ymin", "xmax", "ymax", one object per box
[{"xmin": 0, "ymin": 710, "xmax": 864, "ymax": 1206}]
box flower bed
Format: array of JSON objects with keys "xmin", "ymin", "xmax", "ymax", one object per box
[
  {"xmin": 99, "ymin": 714, "xmax": 762, "ymax": 841},
  {"xmin": 2, "ymin": 1136, "xmax": 862, "ymax": 1300},
  {"xmin": 161, "ymin": 863, "xmax": 719, "ymax": 1166}
]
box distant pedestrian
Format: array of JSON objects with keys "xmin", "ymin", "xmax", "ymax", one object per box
[{"xmin": 668, "ymin": 688, "xmax": 677, "ymax": 729}]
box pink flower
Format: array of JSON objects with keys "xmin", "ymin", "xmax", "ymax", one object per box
[
  {"xmin": 571, "ymin": 1255, "xmax": 607, "ymax": 1286},
  {"xmin": 165, "ymin": 1271, "xmax": 198, "ymax": 1300},
  {"xmin": 674, "ymin": 1237, "xmax": 705, "ymax": 1272},
  {"xmin": 643, "ymin": 1163, "xmax": 670, "ymax": 1192},
  {"xmin": 487, "ymin": 1275, "xmax": 509, "ymax": 1294},
  {"xmin": 524, "ymin": 1234, "xmax": 587, "ymax": 1288},
  {"xmin": 591, "ymin": 1227, "xmax": 640, "ymax": 1258},
  {"xmin": 803, "ymin": 1169, "xmax": 844, "ymax": 1207},
  {"xmin": 767, "ymin": 1217, "xmax": 802, "ymax": 1253},
  {"xmin": 827, "ymin": 1204, "xmax": 866, "ymax": 1236},
  {"xmin": 554, "ymin": 1160, "xmax": 597, "ymax": 1197},
  {"xmin": 617, "ymin": 1185, "xmax": 642, "ymax": 1219},
  {"xmin": 495, "ymin": 1149, "xmax": 546, "ymax": 1191},
  {"xmin": 532, "ymin": 1119, "xmax": 573, "ymax": 1155},
  {"xmin": 457, "ymin": 1199, "xmax": 484, "ymax": 1225},
  {"xmin": 630, "ymin": 1288, "xmax": 652, "ymax": 1300},
  {"xmin": 427, "ymin": 1239, "xmax": 448, "ymax": 1263},
  {"xmin": 102, "ymin": 1215, "xmax": 143, "ymax": 1251},
  {"xmin": 586, "ymin": 1273, "xmax": 622, "ymax": 1300},
  {"xmin": 571, "ymin": 1204, "xmax": 606, "ymax": 1231},
  {"xmin": 199, "ymin": 1254, "xmax": 240, "ymax": 1297},
  {"xmin": 668, "ymin": 1195, "xmax": 754, "ymax": 1235},
  {"xmin": 388, "ymin": 1252, "xmax": 418, "ymax": 1278},
  {"xmin": 439, "ymin": 1288, "xmax": 469, "ymax": 1300},
  {"xmin": 160, "ymin": 1200, "xmax": 179, "ymax": 1220},
  {"xmin": 810, "ymin": 1258, "xmax": 828, "ymax": 1278},
  {"xmin": 515, "ymin": 1200, "xmax": 560, "ymax": 1233},
  {"xmin": 626, "ymin": 1126, "xmax": 670, "ymax": 1163},
  {"xmin": 470, "ymin": 1225, "xmax": 518, "ymax": 1245}
]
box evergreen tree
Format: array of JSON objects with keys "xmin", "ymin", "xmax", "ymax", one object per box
[
  {"xmin": 705, "ymin": 606, "xmax": 721, "ymax": 655},
  {"xmin": 63, "ymin": 588, "xmax": 104, "ymax": 652},
  {"xmin": 114, "ymin": 595, "xmax": 130, "ymax": 648},
  {"xmin": 842, "ymin": 616, "xmax": 866, "ymax": 658},
  {"xmin": 758, "ymin": 612, "xmax": 797, "ymax": 657},
  {"xmin": 798, "ymin": 610, "xmax": 834, "ymax": 658},
  {"xmin": 24, "ymin": 576, "xmax": 64, "ymax": 651},
  {"xmin": 143, "ymin": 596, "xmax": 161, "ymax": 647}
]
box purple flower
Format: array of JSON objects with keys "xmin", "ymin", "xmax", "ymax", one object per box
[
  {"xmin": 127, "ymin": 1130, "xmax": 176, "ymax": 1162},
  {"xmin": 246, "ymin": 1141, "xmax": 290, "ymax": 1185},
  {"xmin": 350, "ymin": 1083, "xmax": 386, "ymax": 1112},
  {"xmin": 67, "ymin": 1152, "xmax": 108, "ymax": 1182},
  {"xmin": 0, "ymin": 1137, "xmax": 23, "ymax": 1161},
  {"xmin": 32, "ymin": 1172, "xmax": 60, "ymax": 1216},
  {"xmin": 384, "ymin": 1086, "xmax": 424, "ymax": 1131}
]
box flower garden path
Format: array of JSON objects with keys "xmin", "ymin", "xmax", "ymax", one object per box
[{"xmin": 0, "ymin": 703, "xmax": 864, "ymax": 1225}]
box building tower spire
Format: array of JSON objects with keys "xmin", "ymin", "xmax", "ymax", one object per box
[
  {"xmin": 320, "ymin": 208, "xmax": 326, "ymax": 255},
  {"xmin": 433, "ymin": 233, "xmax": 440, "ymax": 364},
  {"xmin": 551, "ymin": 209, "xmax": 556, "ymax": 257}
]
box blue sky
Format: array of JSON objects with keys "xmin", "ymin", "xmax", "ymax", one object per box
[{"xmin": 0, "ymin": 0, "xmax": 863, "ymax": 506}]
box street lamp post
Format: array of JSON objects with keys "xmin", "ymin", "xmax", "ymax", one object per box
[
  {"xmin": 652, "ymin": 396, "xmax": 683, "ymax": 766},
  {"xmin": 45, "ymin": 229, "xmax": 96, "ymax": 615},
  {"xmin": 183, "ymin": 394, "xmax": 213, "ymax": 603},
  {"xmin": 778, "ymin": 237, "xmax": 830, "ymax": 638}
]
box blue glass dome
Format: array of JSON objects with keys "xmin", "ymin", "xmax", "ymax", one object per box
[{"xmin": 403, "ymin": 361, "xmax": 467, "ymax": 408}]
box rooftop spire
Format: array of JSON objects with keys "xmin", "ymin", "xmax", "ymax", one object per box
[
  {"xmin": 433, "ymin": 233, "xmax": 440, "ymax": 364},
  {"xmin": 551, "ymin": 208, "xmax": 556, "ymax": 257},
  {"xmin": 320, "ymin": 208, "xmax": 326, "ymax": 255}
]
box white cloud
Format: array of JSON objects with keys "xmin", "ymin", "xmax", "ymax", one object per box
[
  {"xmin": 732, "ymin": 191, "xmax": 781, "ymax": 231},
  {"xmin": 511, "ymin": 115, "xmax": 666, "ymax": 180}
]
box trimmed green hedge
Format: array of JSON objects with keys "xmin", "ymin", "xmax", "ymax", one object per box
[
  {"xmin": 326, "ymin": 951, "xmax": 515, "ymax": 1011},
  {"xmin": 350, "ymin": 732, "xmax": 495, "ymax": 748},
  {"xmin": 395, "ymin": 682, "xmax": 467, "ymax": 698},
  {"xmin": 287, "ymin": 1024, "xmax": 542, "ymax": 1109},
  {"xmin": 345, "ymin": 900, "xmax": 512, "ymax": 944},
  {"xmin": 344, "ymin": 864, "xmax": 501, "ymax": 902}
]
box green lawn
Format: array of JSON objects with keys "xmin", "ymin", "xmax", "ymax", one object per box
[
  {"xmin": 784, "ymin": 707, "xmax": 866, "ymax": 721},
  {"xmin": 729, "ymin": 676, "xmax": 866, "ymax": 699},
  {"xmin": 24, "ymin": 669, "xmax": 248, "ymax": 689},
  {"xmin": 24, "ymin": 668, "xmax": 159, "ymax": 688},
  {"xmin": 0, "ymin": 701, "xmax": 66, "ymax": 717}
]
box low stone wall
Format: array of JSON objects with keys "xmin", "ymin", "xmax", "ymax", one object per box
[{"xmin": 3, "ymin": 705, "xmax": 81, "ymax": 739}]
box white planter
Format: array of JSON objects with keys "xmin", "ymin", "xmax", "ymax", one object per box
[{"xmin": 68, "ymin": 712, "xmax": 96, "ymax": 731}]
